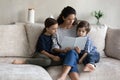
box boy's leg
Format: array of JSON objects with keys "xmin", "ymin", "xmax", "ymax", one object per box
[
  {"xmin": 83, "ymin": 53, "xmax": 96, "ymax": 72},
  {"xmin": 12, "ymin": 54, "xmax": 51, "ymax": 67},
  {"xmin": 94, "ymin": 52, "xmax": 100, "ymax": 63},
  {"xmin": 83, "ymin": 52, "xmax": 100, "ymax": 72},
  {"xmin": 26, "ymin": 54, "xmax": 51, "ymax": 67}
]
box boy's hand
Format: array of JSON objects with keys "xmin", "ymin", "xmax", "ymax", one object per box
[
  {"xmin": 74, "ymin": 46, "xmax": 81, "ymax": 54},
  {"xmin": 63, "ymin": 47, "xmax": 71, "ymax": 53},
  {"xmin": 52, "ymin": 56, "xmax": 61, "ymax": 61}
]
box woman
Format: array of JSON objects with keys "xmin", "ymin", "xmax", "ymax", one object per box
[{"xmin": 52, "ymin": 6, "xmax": 80, "ymax": 80}]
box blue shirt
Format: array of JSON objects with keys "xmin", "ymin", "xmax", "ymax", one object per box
[
  {"xmin": 84, "ymin": 36, "xmax": 98, "ymax": 54},
  {"xmin": 35, "ymin": 34, "xmax": 53, "ymax": 54}
]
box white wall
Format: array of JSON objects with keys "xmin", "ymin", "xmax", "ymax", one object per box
[{"xmin": 0, "ymin": 0, "xmax": 120, "ymax": 27}]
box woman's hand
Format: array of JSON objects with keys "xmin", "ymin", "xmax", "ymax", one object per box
[
  {"xmin": 52, "ymin": 56, "xmax": 61, "ymax": 61},
  {"xmin": 74, "ymin": 46, "xmax": 81, "ymax": 54}
]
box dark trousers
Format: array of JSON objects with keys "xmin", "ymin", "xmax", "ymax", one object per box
[{"xmin": 26, "ymin": 53, "xmax": 62, "ymax": 67}]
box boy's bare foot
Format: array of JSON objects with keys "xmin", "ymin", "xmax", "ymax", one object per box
[
  {"xmin": 12, "ymin": 59, "xmax": 26, "ymax": 64},
  {"xmin": 83, "ymin": 63, "xmax": 95, "ymax": 72}
]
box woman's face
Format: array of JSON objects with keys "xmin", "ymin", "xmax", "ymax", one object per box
[
  {"xmin": 63, "ymin": 14, "xmax": 76, "ymax": 25},
  {"xmin": 46, "ymin": 23, "xmax": 58, "ymax": 35}
]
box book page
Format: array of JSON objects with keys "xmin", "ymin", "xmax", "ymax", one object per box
[
  {"xmin": 61, "ymin": 36, "xmax": 87, "ymax": 50},
  {"xmin": 61, "ymin": 36, "xmax": 75, "ymax": 49},
  {"xmin": 74, "ymin": 37, "xmax": 87, "ymax": 50}
]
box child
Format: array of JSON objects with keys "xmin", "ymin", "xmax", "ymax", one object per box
[
  {"xmin": 12, "ymin": 18, "xmax": 64, "ymax": 66},
  {"xmin": 76, "ymin": 20, "xmax": 100, "ymax": 72}
]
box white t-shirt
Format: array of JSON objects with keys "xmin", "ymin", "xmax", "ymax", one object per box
[{"xmin": 52, "ymin": 25, "xmax": 77, "ymax": 49}]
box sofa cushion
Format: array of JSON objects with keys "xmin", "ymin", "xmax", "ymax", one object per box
[
  {"xmin": 0, "ymin": 63, "xmax": 52, "ymax": 80},
  {"xmin": 47, "ymin": 57, "xmax": 120, "ymax": 80},
  {"xmin": 105, "ymin": 28, "xmax": 120, "ymax": 60},
  {"xmin": 25, "ymin": 23, "xmax": 44, "ymax": 54},
  {"xmin": 88, "ymin": 24, "xmax": 108, "ymax": 57},
  {"xmin": 0, "ymin": 24, "xmax": 30, "ymax": 57}
]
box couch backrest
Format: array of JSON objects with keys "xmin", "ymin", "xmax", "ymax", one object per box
[
  {"xmin": 0, "ymin": 23, "xmax": 30, "ymax": 57},
  {"xmin": 25, "ymin": 23, "xmax": 108, "ymax": 58},
  {"xmin": 0, "ymin": 23, "xmax": 110, "ymax": 58}
]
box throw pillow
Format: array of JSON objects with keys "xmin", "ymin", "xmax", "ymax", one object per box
[
  {"xmin": 25, "ymin": 23, "xmax": 44, "ymax": 54},
  {"xmin": 105, "ymin": 28, "xmax": 120, "ymax": 60},
  {"xmin": 88, "ymin": 24, "xmax": 108, "ymax": 57}
]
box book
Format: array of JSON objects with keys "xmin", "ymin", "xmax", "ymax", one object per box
[{"xmin": 61, "ymin": 36, "xmax": 87, "ymax": 50}]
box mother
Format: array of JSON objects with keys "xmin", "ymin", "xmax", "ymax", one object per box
[{"xmin": 53, "ymin": 6, "xmax": 80, "ymax": 80}]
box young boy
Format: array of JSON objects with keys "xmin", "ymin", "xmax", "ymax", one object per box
[{"xmin": 76, "ymin": 20, "xmax": 100, "ymax": 72}]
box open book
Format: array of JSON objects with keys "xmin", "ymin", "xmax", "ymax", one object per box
[{"xmin": 61, "ymin": 36, "xmax": 87, "ymax": 50}]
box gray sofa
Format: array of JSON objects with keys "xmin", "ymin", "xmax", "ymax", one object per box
[
  {"xmin": 0, "ymin": 23, "xmax": 120, "ymax": 80},
  {"xmin": 47, "ymin": 24, "xmax": 120, "ymax": 80},
  {"xmin": 0, "ymin": 23, "xmax": 52, "ymax": 80}
]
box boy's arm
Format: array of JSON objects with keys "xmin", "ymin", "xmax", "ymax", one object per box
[
  {"xmin": 74, "ymin": 46, "xmax": 81, "ymax": 54},
  {"xmin": 41, "ymin": 50, "xmax": 60, "ymax": 61},
  {"xmin": 53, "ymin": 48, "xmax": 70, "ymax": 53},
  {"xmin": 79, "ymin": 52, "xmax": 88, "ymax": 64}
]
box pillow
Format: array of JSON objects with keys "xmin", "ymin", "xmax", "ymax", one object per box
[
  {"xmin": 25, "ymin": 23, "xmax": 44, "ymax": 54},
  {"xmin": 88, "ymin": 24, "xmax": 108, "ymax": 57},
  {"xmin": 105, "ymin": 28, "xmax": 120, "ymax": 60},
  {"xmin": 0, "ymin": 24, "xmax": 30, "ymax": 57}
]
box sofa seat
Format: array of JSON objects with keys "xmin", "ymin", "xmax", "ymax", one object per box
[
  {"xmin": 47, "ymin": 57, "xmax": 120, "ymax": 80},
  {"xmin": 0, "ymin": 63, "xmax": 52, "ymax": 80}
]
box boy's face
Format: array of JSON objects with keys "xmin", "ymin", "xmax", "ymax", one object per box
[
  {"xmin": 46, "ymin": 23, "xmax": 58, "ymax": 35},
  {"xmin": 77, "ymin": 27, "xmax": 87, "ymax": 37}
]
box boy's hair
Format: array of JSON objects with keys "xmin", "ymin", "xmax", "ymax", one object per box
[
  {"xmin": 41, "ymin": 18, "xmax": 58, "ymax": 35},
  {"xmin": 57, "ymin": 6, "xmax": 77, "ymax": 25},
  {"xmin": 76, "ymin": 20, "xmax": 90, "ymax": 34}
]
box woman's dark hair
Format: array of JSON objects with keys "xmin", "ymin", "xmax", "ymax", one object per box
[
  {"xmin": 57, "ymin": 6, "xmax": 77, "ymax": 25},
  {"xmin": 41, "ymin": 18, "xmax": 58, "ymax": 35},
  {"xmin": 76, "ymin": 20, "xmax": 90, "ymax": 34}
]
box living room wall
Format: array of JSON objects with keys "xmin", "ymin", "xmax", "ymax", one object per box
[{"xmin": 0, "ymin": 0, "xmax": 120, "ymax": 27}]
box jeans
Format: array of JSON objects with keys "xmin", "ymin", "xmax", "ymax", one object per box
[
  {"xmin": 63, "ymin": 50, "xmax": 79, "ymax": 73},
  {"xmin": 82, "ymin": 51, "xmax": 100, "ymax": 65}
]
